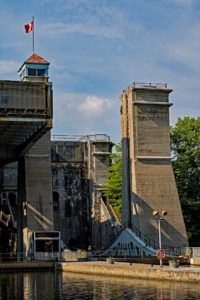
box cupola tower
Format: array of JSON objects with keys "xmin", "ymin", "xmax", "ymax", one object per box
[{"xmin": 18, "ymin": 53, "xmax": 49, "ymax": 83}]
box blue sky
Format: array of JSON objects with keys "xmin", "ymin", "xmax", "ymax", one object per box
[{"xmin": 0, "ymin": 0, "xmax": 200, "ymax": 142}]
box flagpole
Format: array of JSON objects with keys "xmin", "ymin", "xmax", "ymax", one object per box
[{"xmin": 32, "ymin": 16, "xmax": 34, "ymax": 53}]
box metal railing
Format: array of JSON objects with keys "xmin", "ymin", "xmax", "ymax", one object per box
[
  {"xmin": 90, "ymin": 247, "xmax": 187, "ymax": 259},
  {"xmin": 0, "ymin": 247, "xmax": 195, "ymax": 262},
  {"xmin": 51, "ymin": 134, "xmax": 111, "ymax": 142},
  {"xmin": 131, "ymin": 82, "xmax": 168, "ymax": 89},
  {"xmin": 51, "ymin": 135, "xmax": 84, "ymax": 141}
]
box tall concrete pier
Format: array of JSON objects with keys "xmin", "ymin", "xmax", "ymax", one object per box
[
  {"xmin": 120, "ymin": 83, "xmax": 188, "ymax": 248},
  {"xmin": 0, "ymin": 53, "xmax": 54, "ymax": 257}
]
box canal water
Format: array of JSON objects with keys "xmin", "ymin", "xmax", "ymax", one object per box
[{"xmin": 0, "ymin": 271, "xmax": 199, "ymax": 299}]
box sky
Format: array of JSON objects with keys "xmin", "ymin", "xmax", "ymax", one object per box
[{"xmin": 0, "ymin": 0, "xmax": 200, "ymax": 143}]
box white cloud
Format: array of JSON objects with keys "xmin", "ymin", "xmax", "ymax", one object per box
[
  {"xmin": 41, "ymin": 22, "xmax": 122, "ymax": 40},
  {"xmin": 52, "ymin": 91, "xmax": 119, "ymax": 141},
  {"xmin": 78, "ymin": 95, "xmax": 113, "ymax": 116},
  {"xmin": 54, "ymin": 92, "xmax": 113, "ymax": 117},
  {"xmin": 0, "ymin": 60, "xmax": 19, "ymax": 74}
]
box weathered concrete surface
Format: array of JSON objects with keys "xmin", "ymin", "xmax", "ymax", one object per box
[
  {"xmin": 51, "ymin": 135, "xmax": 114, "ymax": 250},
  {"xmin": 18, "ymin": 132, "xmax": 54, "ymax": 256},
  {"xmin": 58, "ymin": 261, "xmax": 200, "ymax": 283},
  {"xmin": 120, "ymin": 83, "xmax": 188, "ymax": 248}
]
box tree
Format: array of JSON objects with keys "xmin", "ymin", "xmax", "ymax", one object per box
[
  {"xmin": 170, "ymin": 117, "xmax": 200, "ymax": 245},
  {"xmin": 103, "ymin": 143, "xmax": 122, "ymax": 217}
]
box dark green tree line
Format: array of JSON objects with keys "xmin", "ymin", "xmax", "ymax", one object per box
[{"xmin": 170, "ymin": 117, "xmax": 200, "ymax": 246}]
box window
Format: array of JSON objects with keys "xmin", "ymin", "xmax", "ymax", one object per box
[
  {"xmin": 27, "ymin": 68, "xmax": 46, "ymax": 76},
  {"xmin": 28, "ymin": 68, "xmax": 36, "ymax": 76},
  {"xmin": 37, "ymin": 69, "xmax": 45, "ymax": 76}
]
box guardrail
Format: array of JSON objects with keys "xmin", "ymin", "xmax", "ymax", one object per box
[
  {"xmin": 0, "ymin": 247, "xmax": 195, "ymax": 262},
  {"xmin": 131, "ymin": 82, "xmax": 168, "ymax": 89},
  {"xmin": 51, "ymin": 134, "xmax": 111, "ymax": 142},
  {"xmin": 90, "ymin": 247, "xmax": 188, "ymax": 259}
]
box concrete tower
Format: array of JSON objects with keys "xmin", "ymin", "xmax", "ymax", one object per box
[
  {"xmin": 120, "ymin": 82, "xmax": 188, "ymax": 248},
  {"xmin": 17, "ymin": 53, "xmax": 54, "ymax": 257}
]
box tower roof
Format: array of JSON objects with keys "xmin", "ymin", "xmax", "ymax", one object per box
[
  {"xmin": 18, "ymin": 53, "xmax": 50, "ymax": 73},
  {"xmin": 25, "ymin": 53, "xmax": 50, "ymax": 64}
]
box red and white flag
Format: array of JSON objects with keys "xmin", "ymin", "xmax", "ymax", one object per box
[{"xmin": 24, "ymin": 21, "xmax": 33, "ymax": 33}]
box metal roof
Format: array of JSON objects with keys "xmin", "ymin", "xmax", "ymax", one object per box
[{"xmin": 25, "ymin": 53, "xmax": 49, "ymax": 64}]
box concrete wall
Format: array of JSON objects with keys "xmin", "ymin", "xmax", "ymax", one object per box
[
  {"xmin": 51, "ymin": 135, "xmax": 113, "ymax": 251},
  {"xmin": 52, "ymin": 163, "xmax": 90, "ymax": 250},
  {"xmin": 59, "ymin": 261, "xmax": 200, "ymax": 283}
]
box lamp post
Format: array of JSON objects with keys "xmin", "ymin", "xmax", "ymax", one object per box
[
  {"xmin": 153, "ymin": 210, "xmax": 167, "ymax": 267},
  {"xmin": 157, "ymin": 217, "xmax": 163, "ymax": 267}
]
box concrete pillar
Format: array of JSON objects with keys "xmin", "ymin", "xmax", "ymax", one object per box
[
  {"xmin": 120, "ymin": 83, "xmax": 188, "ymax": 248},
  {"xmin": 121, "ymin": 94, "xmax": 131, "ymax": 228},
  {"xmin": 17, "ymin": 157, "xmax": 26, "ymax": 259},
  {"xmin": 18, "ymin": 131, "xmax": 54, "ymax": 256}
]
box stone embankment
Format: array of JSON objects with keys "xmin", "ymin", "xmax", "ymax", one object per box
[{"xmin": 58, "ymin": 261, "xmax": 200, "ymax": 283}]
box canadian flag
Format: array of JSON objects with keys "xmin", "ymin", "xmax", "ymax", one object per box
[{"xmin": 24, "ymin": 21, "xmax": 33, "ymax": 33}]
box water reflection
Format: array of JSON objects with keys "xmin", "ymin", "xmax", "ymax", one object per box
[
  {"xmin": 0, "ymin": 271, "xmax": 61, "ymax": 300},
  {"xmin": 62, "ymin": 274, "xmax": 200, "ymax": 300},
  {"xmin": 0, "ymin": 271, "xmax": 199, "ymax": 299}
]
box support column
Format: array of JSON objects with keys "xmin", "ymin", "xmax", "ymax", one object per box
[
  {"xmin": 120, "ymin": 83, "xmax": 188, "ymax": 248},
  {"xmin": 17, "ymin": 157, "xmax": 26, "ymax": 260},
  {"xmin": 17, "ymin": 131, "xmax": 54, "ymax": 258}
]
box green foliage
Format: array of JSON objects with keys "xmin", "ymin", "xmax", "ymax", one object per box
[
  {"xmin": 104, "ymin": 143, "xmax": 122, "ymax": 217},
  {"xmin": 171, "ymin": 117, "xmax": 200, "ymax": 246}
]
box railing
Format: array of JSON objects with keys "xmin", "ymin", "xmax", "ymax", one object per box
[
  {"xmin": 80, "ymin": 134, "xmax": 110, "ymax": 142},
  {"xmin": 51, "ymin": 135, "xmax": 84, "ymax": 141},
  {"xmin": 0, "ymin": 247, "xmax": 194, "ymax": 262},
  {"xmin": 51, "ymin": 134, "xmax": 111, "ymax": 142},
  {"xmin": 90, "ymin": 247, "xmax": 186, "ymax": 259},
  {"xmin": 131, "ymin": 223, "xmax": 158, "ymax": 249},
  {"xmin": 131, "ymin": 82, "xmax": 168, "ymax": 89}
]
